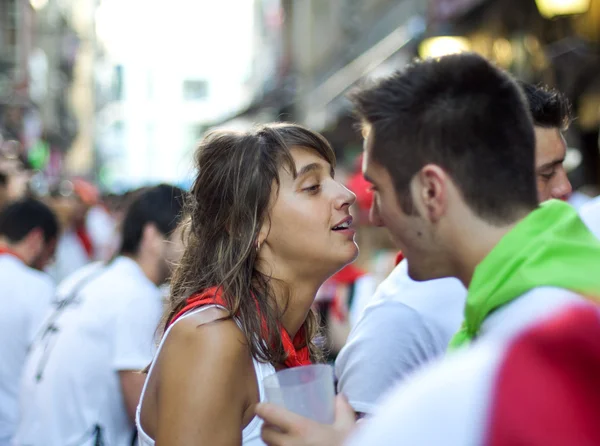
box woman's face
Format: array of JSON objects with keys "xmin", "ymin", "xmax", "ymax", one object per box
[{"xmin": 259, "ymin": 146, "xmax": 359, "ymax": 282}]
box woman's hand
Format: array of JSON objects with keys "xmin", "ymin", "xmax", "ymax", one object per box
[{"xmin": 256, "ymin": 394, "xmax": 356, "ymax": 446}]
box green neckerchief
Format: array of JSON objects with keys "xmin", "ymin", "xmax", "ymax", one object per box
[{"xmin": 449, "ymin": 199, "xmax": 600, "ymax": 349}]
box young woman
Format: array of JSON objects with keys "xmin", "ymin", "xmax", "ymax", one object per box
[{"xmin": 136, "ymin": 123, "xmax": 359, "ymax": 445}]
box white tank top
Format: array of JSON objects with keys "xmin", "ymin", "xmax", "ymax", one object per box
[{"xmin": 136, "ymin": 305, "xmax": 275, "ymax": 445}]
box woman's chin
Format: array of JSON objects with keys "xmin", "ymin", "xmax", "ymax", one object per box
[{"xmin": 335, "ymin": 242, "xmax": 360, "ymax": 268}]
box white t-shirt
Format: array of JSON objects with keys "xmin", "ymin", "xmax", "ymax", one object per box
[
  {"xmin": 335, "ymin": 260, "xmax": 467, "ymax": 414},
  {"xmin": 86, "ymin": 206, "xmax": 118, "ymax": 262},
  {"xmin": 347, "ymin": 275, "xmax": 377, "ymax": 328},
  {"xmin": 0, "ymin": 254, "xmax": 54, "ymax": 446},
  {"xmin": 580, "ymin": 195, "xmax": 600, "ymax": 240},
  {"xmin": 345, "ymin": 287, "xmax": 587, "ymax": 445},
  {"xmin": 46, "ymin": 230, "xmax": 90, "ymax": 284},
  {"xmin": 13, "ymin": 256, "xmax": 163, "ymax": 446}
]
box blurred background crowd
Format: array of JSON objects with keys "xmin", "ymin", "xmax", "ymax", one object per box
[{"xmin": 1, "ymin": 0, "xmax": 600, "ymax": 356}]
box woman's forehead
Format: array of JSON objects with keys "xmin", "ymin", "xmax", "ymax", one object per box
[{"xmin": 286, "ymin": 146, "xmax": 333, "ymax": 173}]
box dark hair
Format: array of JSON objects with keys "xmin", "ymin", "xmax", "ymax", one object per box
[
  {"xmin": 351, "ymin": 53, "xmax": 538, "ymax": 224},
  {"xmin": 165, "ymin": 123, "xmax": 335, "ymax": 365},
  {"xmin": 119, "ymin": 184, "xmax": 185, "ymax": 255},
  {"xmin": 519, "ymin": 81, "xmax": 572, "ymax": 130},
  {"xmin": 0, "ymin": 198, "xmax": 58, "ymax": 243}
]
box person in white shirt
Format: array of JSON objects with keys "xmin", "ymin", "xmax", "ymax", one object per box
[
  {"xmin": 0, "ymin": 199, "xmax": 58, "ymax": 446},
  {"xmin": 13, "ymin": 184, "xmax": 185, "ymax": 446},
  {"xmin": 257, "ymin": 53, "xmax": 600, "ymax": 445},
  {"xmin": 335, "ymin": 260, "xmax": 465, "ymax": 414},
  {"xmin": 335, "ymin": 80, "xmax": 576, "ymax": 416}
]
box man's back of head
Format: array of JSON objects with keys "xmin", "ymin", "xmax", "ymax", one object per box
[
  {"xmin": 354, "ymin": 53, "xmax": 539, "ymax": 283},
  {"xmin": 119, "ymin": 184, "xmax": 186, "ymax": 284},
  {"xmin": 355, "ymin": 52, "xmax": 538, "ymax": 225},
  {"xmin": 0, "ymin": 198, "xmax": 59, "ymax": 270}
]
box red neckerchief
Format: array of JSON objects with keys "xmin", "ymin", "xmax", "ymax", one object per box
[
  {"xmin": 395, "ymin": 251, "xmax": 405, "ymax": 266},
  {"xmin": 169, "ymin": 287, "xmax": 312, "ymax": 369},
  {"xmin": 0, "ymin": 246, "xmax": 25, "ymax": 263},
  {"xmin": 329, "ymin": 265, "xmax": 367, "ymax": 322},
  {"xmin": 75, "ymin": 225, "xmax": 94, "ymax": 259}
]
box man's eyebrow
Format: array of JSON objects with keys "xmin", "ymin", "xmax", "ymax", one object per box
[{"xmin": 537, "ymin": 158, "xmax": 565, "ymax": 171}]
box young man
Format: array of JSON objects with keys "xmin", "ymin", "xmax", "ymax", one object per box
[
  {"xmin": 13, "ymin": 184, "xmax": 185, "ymax": 446},
  {"xmin": 257, "ymin": 53, "xmax": 600, "ymax": 445},
  {"xmin": 0, "ymin": 199, "xmax": 58, "ymax": 445},
  {"xmin": 521, "ymin": 81, "xmax": 573, "ymax": 202},
  {"xmin": 334, "ymin": 81, "xmax": 575, "ymax": 416}
]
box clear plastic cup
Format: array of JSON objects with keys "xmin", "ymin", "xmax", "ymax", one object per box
[{"xmin": 263, "ymin": 364, "xmax": 335, "ymax": 424}]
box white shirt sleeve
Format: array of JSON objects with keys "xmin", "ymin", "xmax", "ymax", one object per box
[
  {"xmin": 344, "ymin": 340, "xmax": 501, "ymax": 446},
  {"xmin": 112, "ymin": 291, "xmax": 163, "ymax": 371},
  {"xmin": 335, "ymin": 300, "xmax": 447, "ymax": 414}
]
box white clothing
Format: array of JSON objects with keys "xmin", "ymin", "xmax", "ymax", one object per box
[
  {"xmin": 13, "ymin": 256, "xmax": 162, "ymax": 446},
  {"xmin": 347, "ymin": 275, "xmax": 377, "ymax": 328},
  {"xmin": 580, "ymin": 195, "xmax": 600, "ymax": 240},
  {"xmin": 0, "ymin": 255, "xmax": 54, "ymax": 446},
  {"xmin": 136, "ymin": 305, "xmax": 275, "ymax": 446},
  {"xmin": 86, "ymin": 206, "xmax": 117, "ymax": 262},
  {"xmin": 46, "ymin": 230, "xmax": 90, "ymax": 284},
  {"xmin": 346, "ymin": 288, "xmax": 589, "ymax": 445},
  {"xmin": 335, "ymin": 260, "xmax": 466, "ymax": 414},
  {"xmin": 568, "ymin": 190, "xmax": 593, "ymax": 210}
]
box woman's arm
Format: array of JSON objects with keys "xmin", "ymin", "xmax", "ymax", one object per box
[{"xmin": 155, "ymin": 311, "xmax": 254, "ymax": 445}]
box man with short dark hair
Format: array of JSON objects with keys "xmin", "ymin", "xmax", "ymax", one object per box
[
  {"xmin": 14, "ymin": 184, "xmax": 186, "ymax": 446},
  {"xmin": 257, "ymin": 53, "xmax": 600, "ymax": 445},
  {"xmin": 0, "ymin": 199, "xmax": 58, "ymax": 445},
  {"xmin": 521, "ymin": 81, "xmax": 573, "ymax": 202},
  {"xmin": 334, "ymin": 80, "xmax": 577, "ymax": 417}
]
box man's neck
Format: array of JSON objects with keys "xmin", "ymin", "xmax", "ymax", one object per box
[
  {"xmin": 451, "ymin": 216, "xmax": 526, "ymax": 288},
  {"xmin": 125, "ymin": 252, "xmax": 161, "ymax": 286},
  {"xmin": 0, "ymin": 238, "xmax": 29, "ymax": 265}
]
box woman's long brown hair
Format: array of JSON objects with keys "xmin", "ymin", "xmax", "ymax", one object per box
[{"xmin": 163, "ymin": 123, "xmax": 336, "ymax": 365}]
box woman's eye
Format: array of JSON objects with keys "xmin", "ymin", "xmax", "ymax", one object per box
[{"xmin": 303, "ymin": 184, "xmax": 321, "ymax": 193}]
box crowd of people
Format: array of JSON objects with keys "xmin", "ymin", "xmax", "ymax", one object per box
[{"xmin": 1, "ymin": 51, "xmax": 600, "ymax": 446}]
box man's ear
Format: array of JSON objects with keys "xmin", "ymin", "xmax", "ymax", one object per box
[
  {"xmin": 414, "ymin": 164, "xmax": 448, "ymax": 223},
  {"xmin": 141, "ymin": 223, "xmax": 163, "ymax": 252}
]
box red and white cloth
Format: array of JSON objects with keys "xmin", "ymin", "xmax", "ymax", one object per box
[{"xmin": 346, "ymin": 301, "xmax": 600, "ymax": 445}]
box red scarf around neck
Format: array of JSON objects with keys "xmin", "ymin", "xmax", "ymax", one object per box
[
  {"xmin": 169, "ymin": 287, "xmax": 312, "ymax": 369},
  {"xmin": 0, "ymin": 246, "xmax": 25, "ymax": 263}
]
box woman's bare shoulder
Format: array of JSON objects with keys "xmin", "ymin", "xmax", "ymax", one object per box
[{"xmin": 162, "ymin": 306, "xmax": 250, "ymax": 365}]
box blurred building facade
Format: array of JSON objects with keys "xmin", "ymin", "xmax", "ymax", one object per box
[
  {"xmin": 259, "ymin": 0, "xmax": 600, "ymax": 187},
  {"xmin": 0, "ymin": 0, "xmax": 81, "ymax": 184}
]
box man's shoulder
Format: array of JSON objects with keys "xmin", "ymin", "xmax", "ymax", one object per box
[
  {"xmin": 481, "ymin": 286, "xmax": 585, "ymax": 342},
  {"xmin": 0, "ymin": 257, "xmax": 54, "ymax": 295},
  {"xmin": 60, "ymin": 259, "xmax": 159, "ymax": 303}
]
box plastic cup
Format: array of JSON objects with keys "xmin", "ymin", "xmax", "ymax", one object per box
[{"xmin": 263, "ymin": 364, "xmax": 335, "ymax": 424}]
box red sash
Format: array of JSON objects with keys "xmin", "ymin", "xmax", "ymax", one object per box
[{"xmin": 169, "ymin": 287, "xmax": 311, "ymax": 369}]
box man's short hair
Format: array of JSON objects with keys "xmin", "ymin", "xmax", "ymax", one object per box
[
  {"xmin": 119, "ymin": 184, "xmax": 186, "ymax": 255},
  {"xmin": 352, "ymin": 53, "xmax": 538, "ymax": 224},
  {"xmin": 0, "ymin": 198, "xmax": 59, "ymax": 243},
  {"xmin": 520, "ymin": 81, "xmax": 572, "ymax": 130}
]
